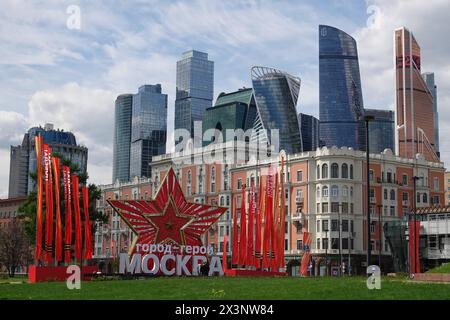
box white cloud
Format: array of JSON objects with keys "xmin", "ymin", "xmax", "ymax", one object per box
[
  {"xmin": 0, "ymin": 111, "xmax": 28, "ymax": 148},
  {"xmin": 0, "ymin": 149, "xmax": 10, "ymax": 198}
]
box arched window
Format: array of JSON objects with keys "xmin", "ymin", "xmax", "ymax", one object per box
[
  {"xmin": 342, "ymin": 164, "xmax": 348, "ymax": 179},
  {"xmin": 187, "ymin": 170, "xmax": 192, "ymax": 183},
  {"xmin": 211, "ymin": 166, "xmax": 216, "ymax": 181},
  {"xmin": 220, "ymin": 196, "xmax": 224, "ymax": 206},
  {"xmin": 350, "ymin": 187, "xmax": 353, "ymax": 198},
  {"xmin": 317, "ymin": 187, "xmax": 321, "ymax": 198},
  {"xmin": 350, "ymin": 165, "xmax": 354, "ymax": 179},
  {"xmin": 390, "ymin": 190, "xmax": 395, "ymax": 200},
  {"xmin": 331, "ymin": 163, "xmax": 339, "ymax": 178},
  {"xmin": 331, "ymin": 185, "xmax": 339, "ymax": 197},
  {"xmin": 317, "ymin": 165, "xmax": 320, "ymax": 179},
  {"xmin": 384, "ymin": 189, "xmax": 388, "ymax": 200},
  {"xmin": 423, "ymin": 193, "xmax": 428, "ymax": 203},
  {"xmin": 322, "ymin": 164, "xmax": 328, "ymax": 179},
  {"xmin": 322, "ymin": 186, "xmax": 329, "ymax": 197}
]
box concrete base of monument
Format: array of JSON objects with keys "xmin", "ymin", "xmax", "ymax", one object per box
[
  {"xmin": 28, "ymin": 265, "xmax": 99, "ymax": 283},
  {"xmin": 225, "ymin": 269, "xmax": 287, "ymax": 277}
]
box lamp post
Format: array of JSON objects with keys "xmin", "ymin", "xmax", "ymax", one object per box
[
  {"xmin": 377, "ymin": 204, "xmax": 383, "ymax": 268},
  {"xmin": 363, "ymin": 115, "xmax": 374, "ymax": 268},
  {"xmin": 412, "ymin": 176, "xmax": 421, "ymax": 274},
  {"xmin": 338, "ymin": 203, "xmax": 343, "ymax": 277},
  {"xmin": 324, "ymin": 228, "xmax": 329, "ymax": 276}
]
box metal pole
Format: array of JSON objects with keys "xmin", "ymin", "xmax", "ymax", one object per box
[
  {"xmin": 325, "ymin": 229, "xmax": 328, "ymax": 276},
  {"xmin": 338, "ymin": 205, "xmax": 342, "ymax": 276},
  {"xmin": 412, "ymin": 176, "xmax": 419, "ymax": 274},
  {"xmin": 365, "ymin": 117, "xmax": 373, "ymax": 268}
]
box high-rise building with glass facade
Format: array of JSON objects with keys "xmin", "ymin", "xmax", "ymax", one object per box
[
  {"xmin": 298, "ymin": 113, "xmax": 320, "ymax": 152},
  {"xmin": 364, "ymin": 109, "xmax": 395, "ymax": 154},
  {"xmin": 395, "ymin": 27, "xmax": 438, "ymax": 162},
  {"xmin": 112, "ymin": 94, "xmax": 133, "ymax": 183},
  {"xmin": 319, "ymin": 25, "xmax": 365, "ymax": 151},
  {"xmin": 251, "ymin": 66, "xmax": 303, "ymax": 154},
  {"xmin": 9, "ymin": 123, "xmax": 88, "ymax": 197},
  {"xmin": 174, "ymin": 50, "xmax": 214, "ymax": 145},
  {"xmin": 422, "ymin": 72, "xmax": 439, "ymax": 157},
  {"xmin": 130, "ymin": 85, "xmax": 167, "ymax": 179},
  {"xmin": 202, "ymin": 88, "xmax": 257, "ymax": 146}
]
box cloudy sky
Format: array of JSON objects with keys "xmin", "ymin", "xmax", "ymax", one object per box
[{"xmin": 1, "ymin": 0, "xmax": 449, "ymax": 198}]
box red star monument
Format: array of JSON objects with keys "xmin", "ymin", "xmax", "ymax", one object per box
[{"xmin": 108, "ymin": 168, "xmax": 227, "ymax": 254}]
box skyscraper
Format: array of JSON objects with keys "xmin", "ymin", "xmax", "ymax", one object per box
[
  {"xmin": 364, "ymin": 109, "xmax": 395, "ymax": 154},
  {"xmin": 319, "ymin": 25, "xmax": 365, "ymax": 151},
  {"xmin": 395, "ymin": 27, "xmax": 438, "ymax": 161},
  {"xmin": 422, "ymin": 72, "xmax": 439, "ymax": 157},
  {"xmin": 298, "ymin": 113, "xmax": 320, "ymax": 152},
  {"xmin": 130, "ymin": 85, "xmax": 167, "ymax": 179},
  {"xmin": 9, "ymin": 123, "xmax": 88, "ymax": 197},
  {"xmin": 112, "ymin": 94, "xmax": 133, "ymax": 183},
  {"xmin": 174, "ymin": 50, "xmax": 214, "ymax": 146},
  {"xmin": 251, "ymin": 66, "xmax": 303, "ymax": 154}
]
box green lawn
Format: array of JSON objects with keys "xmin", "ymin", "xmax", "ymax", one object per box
[
  {"xmin": 427, "ymin": 263, "xmax": 450, "ymax": 274},
  {"xmin": 0, "ymin": 276, "xmax": 449, "ymax": 300}
]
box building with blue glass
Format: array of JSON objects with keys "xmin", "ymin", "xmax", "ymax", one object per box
[
  {"xmin": 251, "ymin": 66, "xmax": 303, "ymax": 154},
  {"xmin": 319, "ymin": 25, "xmax": 365, "ymax": 151},
  {"xmin": 112, "ymin": 94, "xmax": 133, "ymax": 183},
  {"xmin": 130, "ymin": 84, "xmax": 167, "ymax": 179},
  {"xmin": 298, "ymin": 113, "xmax": 320, "ymax": 152},
  {"xmin": 422, "ymin": 72, "xmax": 439, "ymax": 157},
  {"xmin": 9, "ymin": 123, "xmax": 88, "ymax": 197},
  {"xmin": 174, "ymin": 50, "xmax": 214, "ymax": 145},
  {"xmin": 364, "ymin": 109, "xmax": 395, "ymax": 154}
]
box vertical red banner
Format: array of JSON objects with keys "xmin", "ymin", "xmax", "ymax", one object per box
[
  {"xmin": 279, "ymin": 156, "xmax": 286, "ymax": 269},
  {"xmin": 301, "ymin": 232, "xmax": 312, "ymax": 276},
  {"xmin": 34, "ymin": 135, "xmax": 43, "ymax": 262},
  {"xmin": 409, "ymin": 220, "xmax": 421, "ymax": 273},
  {"xmin": 63, "ymin": 166, "xmax": 73, "ymax": 263},
  {"xmin": 271, "ymin": 172, "xmax": 279, "ymax": 271},
  {"xmin": 222, "ymin": 234, "xmax": 228, "ymax": 273},
  {"xmin": 255, "ymin": 176, "xmax": 264, "ymax": 270},
  {"xmin": 72, "ymin": 174, "xmax": 82, "ymax": 262},
  {"xmin": 238, "ymin": 185, "xmax": 247, "ymax": 267},
  {"xmin": 247, "ymin": 182, "xmax": 255, "ymax": 268},
  {"xmin": 52, "ymin": 157, "xmax": 62, "ymax": 263},
  {"xmin": 43, "ymin": 144, "xmax": 53, "ymax": 264},
  {"xmin": 231, "ymin": 197, "xmax": 239, "ymax": 267},
  {"xmin": 263, "ymin": 166, "xmax": 274, "ymax": 269},
  {"xmin": 82, "ymin": 186, "xmax": 93, "ymax": 260}
]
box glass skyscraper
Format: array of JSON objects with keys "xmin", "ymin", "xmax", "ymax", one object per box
[
  {"xmin": 130, "ymin": 85, "xmax": 167, "ymax": 179},
  {"xmin": 251, "ymin": 66, "xmax": 303, "ymax": 154},
  {"xmin": 112, "ymin": 94, "xmax": 133, "ymax": 183},
  {"xmin": 364, "ymin": 109, "xmax": 395, "ymax": 154},
  {"xmin": 422, "ymin": 72, "xmax": 439, "ymax": 157},
  {"xmin": 174, "ymin": 50, "xmax": 214, "ymax": 145},
  {"xmin": 298, "ymin": 113, "xmax": 320, "ymax": 152},
  {"xmin": 319, "ymin": 25, "xmax": 365, "ymax": 151}
]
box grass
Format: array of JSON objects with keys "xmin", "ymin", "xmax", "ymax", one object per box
[
  {"xmin": 427, "ymin": 263, "xmax": 450, "ymax": 274},
  {"xmin": 0, "ymin": 276, "xmax": 449, "ymax": 300}
]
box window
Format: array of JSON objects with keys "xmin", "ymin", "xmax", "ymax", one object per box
[
  {"xmin": 390, "ymin": 190, "xmax": 395, "ymax": 200},
  {"xmin": 350, "ymin": 187, "xmax": 353, "ymax": 198},
  {"xmin": 331, "ymin": 202, "xmax": 339, "ymax": 213},
  {"xmin": 331, "ymin": 185, "xmax": 338, "ymax": 197},
  {"xmin": 187, "ymin": 170, "xmax": 192, "ymax": 184},
  {"xmin": 317, "ymin": 220, "xmax": 321, "ymax": 232},
  {"xmin": 322, "ymin": 238, "xmax": 328, "ymax": 250},
  {"xmin": 342, "ymin": 238, "xmax": 349, "ymax": 250},
  {"xmin": 342, "ymin": 186, "xmax": 348, "ymax": 197},
  {"xmin": 417, "ymin": 192, "xmax": 421, "ymax": 203},
  {"xmin": 387, "ymin": 170, "xmax": 393, "ymax": 183},
  {"xmin": 370, "ymin": 224, "xmax": 375, "ymax": 234},
  {"xmin": 322, "ymin": 202, "xmax": 329, "ymax": 213},
  {"xmin": 316, "ymin": 203, "xmax": 320, "ymax": 213},
  {"xmin": 390, "ymin": 206, "xmax": 395, "ymax": 216},
  {"xmin": 322, "ymin": 186, "xmax": 329, "ymax": 197},
  {"xmin": 317, "ymin": 165, "xmax": 320, "ymax": 179},
  {"xmin": 331, "ymin": 163, "xmax": 339, "ymax": 178},
  {"xmin": 332, "ymin": 238, "xmax": 339, "ymax": 249},
  {"xmin": 342, "ymin": 220, "xmax": 349, "ymax": 232},
  {"xmin": 350, "ymin": 203, "xmax": 354, "ymax": 214},
  {"xmin": 331, "ymin": 220, "xmax": 339, "ymax": 231},
  {"xmin": 237, "ymin": 179, "xmax": 242, "ymax": 190},
  {"xmin": 369, "ymin": 169, "xmax": 374, "ymax": 181},
  {"xmin": 342, "ymin": 164, "xmax": 348, "ymax": 179},
  {"xmin": 434, "ymin": 177, "xmax": 439, "ymax": 192},
  {"xmin": 297, "ymin": 239, "xmax": 303, "ymax": 251},
  {"xmin": 341, "ymin": 202, "xmax": 348, "ymax": 214},
  {"xmin": 297, "ymin": 170, "xmax": 303, "ymax": 182},
  {"xmin": 322, "ymin": 164, "xmax": 328, "ymax": 179},
  {"xmin": 402, "ymin": 174, "xmax": 408, "ymax": 186},
  {"xmin": 402, "ymin": 192, "xmax": 408, "ymax": 201},
  {"xmin": 350, "ymin": 165, "xmax": 354, "ymax": 179},
  {"xmin": 322, "ymin": 220, "xmax": 329, "ymax": 231},
  {"xmin": 296, "ymin": 188, "xmax": 303, "ymax": 200},
  {"xmin": 423, "ymin": 193, "xmax": 428, "ymax": 203},
  {"xmin": 317, "ymin": 238, "xmax": 321, "ymax": 250},
  {"xmin": 384, "ymin": 189, "xmax": 388, "ymax": 200},
  {"xmin": 316, "ymin": 187, "xmax": 321, "ymax": 198},
  {"xmin": 350, "ymin": 220, "xmax": 354, "ymax": 233}
]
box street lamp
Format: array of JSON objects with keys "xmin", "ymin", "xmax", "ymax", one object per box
[
  {"xmin": 324, "ymin": 228, "xmax": 329, "ymax": 276},
  {"xmin": 411, "ymin": 176, "xmax": 421, "ymax": 274},
  {"xmin": 377, "ymin": 204, "xmax": 383, "ymax": 268},
  {"xmin": 338, "ymin": 203, "xmax": 343, "ymax": 277},
  {"xmin": 362, "ymin": 115, "xmax": 374, "ymax": 268}
]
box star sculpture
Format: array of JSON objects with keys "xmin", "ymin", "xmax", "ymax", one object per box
[{"xmin": 108, "ymin": 168, "xmax": 227, "ymax": 254}]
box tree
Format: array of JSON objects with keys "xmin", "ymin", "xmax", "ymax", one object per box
[{"xmin": 0, "ymin": 218, "xmax": 32, "ymax": 277}]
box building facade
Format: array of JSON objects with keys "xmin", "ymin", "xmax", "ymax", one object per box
[
  {"xmin": 9, "ymin": 123, "xmax": 88, "ymax": 197},
  {"xmin": 112, "ymin": 94, "xmax": 133, "ymax": 183},
  {"xmin": 94, "ymin": 144, "xmax": 445, "ymax": 275},
  {"xmin": 130, "ymin": 85, "xmax": 167, "ymax": 179},
  {"xmin": 251, "ymin": 66, "xmax": 303, "ymax": 154},
  {"xmin": 395, "ymin": 27, "xmax": 438, "ymax": 162},
  {"xmin": 422, "ymin": 72, "xmax": 439, "ymax": 157},
  {"xmin": 298, "ymin": 113, "xmax": 320, "ymax": 152},
  {"xmin": 444, "ymin": 172, "xmax": 450, "ymax": 206},
  {"xmin": 174, "ymin": 50, "xmax": 214, "ymax": 145},
  {"xmin": 365, "ymin": 109, "xmax": 395, "ymax": 154},
  {"xmin": 319, "ymin": 25, "xmax": 365, "ymax": 151}
]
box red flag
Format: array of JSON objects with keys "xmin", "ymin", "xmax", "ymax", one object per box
[
  {"xmin": 409, "ymin": 220, "xmax": 421, "ymax": 273},
  {"xmin": 263, "ymin": 165, "xmax": 274, "ymax": 269},
  {"xmin": 271, "ymin": 172, "xmax": 279, "ymax": 271},
  {"xmin": 72, "ymin": 174, "xmax": 82, "ymax": 262},
  {"xmin": 279, "ymin": 156, "xmax": 286, "ymax": 269},
  {"xmin": 222, "ymin": 234, "xmax": 228, "ymax": 273},
  {"xmin": 43, "ymin": 144, "xmax": 54, "ymax": 264},
  {"xmin": 231, "ymin": 196, "xmax": 239, "ymax": 267},
  {"xmin": 82, "ymin": 186, "xmax": 93, "ymax": 260},
  {"xmin": 255, "ymin": 176, "xmax": 264, "ymax": 269},
  {"xmin": 63, "ymin": 166, "xmax": 73, "ymax": 263},
  {"xmin": 238, "ymin": 185, "xmax": 247, "ymax": 266},
  {"xmin": 34, "ymin": 135, "xmax": 43, "ymax": 262},
  {"xmin": 52, "ymin": 157, "xmax": 62, "ymax": 263},
  {"xmin": 247, "ymin": 182, "xmax": 255, "ymax": 267},
  {"xmin": 301, "ymin": 232, "xmax": 312, "ymax": 276}
]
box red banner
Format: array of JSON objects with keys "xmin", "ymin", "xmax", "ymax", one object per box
[
  {"xmin": 255, "ymin": 176, "xmax": 264, "ymax": 269},
  {"xmin": 34, "ymin": 135, "xmax": 43, "ymax": 262},
  {"xmin": 409, "ymin": 220, "xmax": 421, "ymax": 273},
  {"xmin": 72, "ymin": 174, "xmax": 82, "ymax": 262},
  {"xmin": 63, "ymin": 166, "xmax": 72, "ymax": 263},
  {"xmin": 231, "ymin": 196, "xmax": 239, "ymax": 267},
  {"xmin": 52, "ymin": 157, "xmax": 62, "ymax": 262},
  {"xmin": 222, "ymin": 234, "xmax": 228, "ymax": 273},
  {"xmin": 238, "ymin": 185, "xmax": 247, "ymax": 266},
  {"xmin": 247, "ymin": 182, "xmax": 255, "ymax": 268},
  {"xmin": 263, "ymin": 165, "xmax": 274, "ymax": 269},
  {"xmin": 271, "ymin": 172, "xmax": 279, "ymax": 271},
  {"xmin": 82, "ymin": 186, "xmax": 93, "ymax": 260},
  {"xmin": 301, "ymin": 232, "xmax": 312, "ymax": 276},
  {"xmin": 43, "ymin": 144, "xmax": 53, "ymax": 264},
  {"xmin": 279, "ymin": 156, "xmax": 286, "ymax": 269}
]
